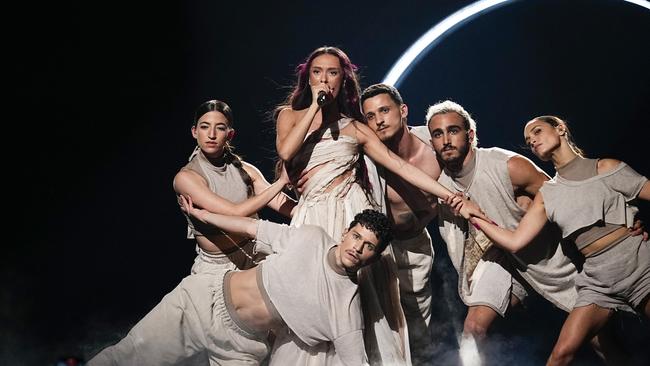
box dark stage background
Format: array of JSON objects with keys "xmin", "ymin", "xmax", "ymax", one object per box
[{"xmin": 9, "ymin": 0, "xmax": 650, "ymax": 365}]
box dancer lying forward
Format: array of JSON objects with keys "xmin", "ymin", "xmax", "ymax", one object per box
[{"xmin": 89, "ymin": 202, "xmax": 395, "ymax": 366}]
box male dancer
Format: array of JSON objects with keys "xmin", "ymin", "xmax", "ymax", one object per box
[
  {"xmin": 425, "ymin": 100, "xmax": 575, "ymax": 336},
  {"xmin": 361, "ymin": 84, "xmax": 441, "ymax": 364},
  {"xmin": 89, "ymin": 204, "xmax": 393, "ymax": 366}
]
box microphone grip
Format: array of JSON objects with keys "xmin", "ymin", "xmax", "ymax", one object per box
[{"xmin": 316, "ymin": 91, "xmax": 328, "ymax": 106}]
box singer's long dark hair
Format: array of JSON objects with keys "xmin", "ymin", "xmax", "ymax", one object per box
[
  {"xmin": 274, "ymin": 46, "xmax": 363, "ymax": 122},
  {"xmin": 273, "ymin": 46, "xmax": 374, "ymax": 205}
]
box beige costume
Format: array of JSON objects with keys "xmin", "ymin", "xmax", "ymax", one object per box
[
  {"xmin": 284, "ymin": 118, "xmax": 411, "ymax": 365},
  {"xmin": 438, "ymin": 148, "xmax": 578, "ymax": 315},
  {"xmin": 182, "ymin": 150, "xmax": 262, "ymax": 273}
]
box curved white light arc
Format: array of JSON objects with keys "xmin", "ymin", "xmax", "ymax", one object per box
[
  {"xmin": 625, "ymin": 0, "xmax": 650, "ymax": 11},
  {"xmin": 382, "ymin": 0, "xmax": 513, "ymax": 87},
  {"xmin": 383, "ymin": 0, "xmax": 650, "ymax": 87}
]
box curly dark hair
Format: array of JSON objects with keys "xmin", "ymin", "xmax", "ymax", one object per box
[{"xmin": 346, "ymin": 209, "xmax": 393, "ymax": 253}]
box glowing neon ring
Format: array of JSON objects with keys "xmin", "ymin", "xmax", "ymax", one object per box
[{"xmin": 383, "ymin": 0, "xmax": 650, "ymax": 87}]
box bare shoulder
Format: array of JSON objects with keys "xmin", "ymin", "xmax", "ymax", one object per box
[
  {"xmin": 597, "ymin": 158, "xmax": 622, "ymax": 174},
  {"xmin": 508, "ymin": 155, "xmax": 546, "ymax": 176},
  {"xmin": 276, "ymin": 107, "xmax": 300, "ymax": 126},
  {"xmin": 508, "ymin": 155, "xmax": 549, "ymax": 188},
  {"xmin": 346, "ymin": 119, "xmax": 374, "ymax": 139},
  {"xmin": 174, "ymin": 168, "xmax": 203, "ymax": 181},
  {"xmin": 411, "ymin": 135, "xmax": 440, "ymax": 178},
  {"xmin": 411, "ymin": 133, "xmax": 435, "ymax": 157},
  {"xmin": 278, "ymin": 107, "xmax": 307, "ymax": 123},
  {"xmin": 173, "ymin": 168, "xmax": 206, "ymax": 192},
  {"xmin": 507, "ymin": 154, "xmax": 536, "ymax": 171}
]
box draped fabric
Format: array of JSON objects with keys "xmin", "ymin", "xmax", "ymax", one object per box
[
  {"xmin": 289, "ymin": 118, "xmax": 371, "ymax": 242},
  {"xmin": 279, "ymin": 117, "xmax": 411, "ymax": 366}
]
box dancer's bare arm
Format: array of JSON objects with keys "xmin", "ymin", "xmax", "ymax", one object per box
[{"xmin": 179, "ymin": 195, "xmax": 259, "ymax": 238}]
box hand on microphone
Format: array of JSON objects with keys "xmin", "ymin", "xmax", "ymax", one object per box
[
  {"xmin": 310, "ymin": 82, "xmax": 333, "ymax": 107},
  {"xmin": 317, "ymin": 90, "xmax": 330, "ymax": 106}
]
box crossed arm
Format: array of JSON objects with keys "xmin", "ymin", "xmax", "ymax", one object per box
[{"xmin": 173, "ymin": 162, "xmax": 296, "ymax": 218}]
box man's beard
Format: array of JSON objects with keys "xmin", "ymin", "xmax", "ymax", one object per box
[{"xmin": 438, "ymin": 142, "xmax": 470, "ymax": 174}]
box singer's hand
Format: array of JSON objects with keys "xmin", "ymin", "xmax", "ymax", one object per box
[{"xmin": 309, "ymin": 81, "xmax": 332, "ymax": 107}]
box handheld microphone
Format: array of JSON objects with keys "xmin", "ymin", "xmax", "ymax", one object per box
[{"xmin": 317, "ymin": 90, "xmax": 329, "ymax": 106}]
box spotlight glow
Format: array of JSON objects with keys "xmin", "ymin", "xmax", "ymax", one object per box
[
  {"xmin": 382, "ymin": 0, "xmax": 650, "ymax": 87},
  {"xmin": 459, "ymin": 334, "xmax": 483, "ymax": 366}
]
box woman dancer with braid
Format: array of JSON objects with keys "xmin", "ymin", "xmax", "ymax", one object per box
[{"xmin": 174, "ymin": 99, "xmax": 296, "ymax": 273}]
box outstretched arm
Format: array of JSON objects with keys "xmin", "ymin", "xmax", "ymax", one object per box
[
  {"xmin": 468, "ymin": 192, "xmax": 549, "ymax": 253},
  {"xmin": 179, "ymin": 195, "xmax": 259, "ymax": 239},
  {"xmin": 354, "ymin": 121, "xmax": 486, "ymax": 220}
]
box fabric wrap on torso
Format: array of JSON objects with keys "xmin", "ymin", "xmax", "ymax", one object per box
[{"xmin": 289, "ymin": 117, "xmax": 375, "ymax": 241}]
